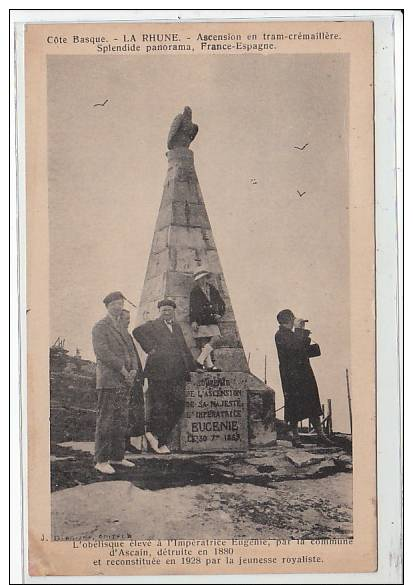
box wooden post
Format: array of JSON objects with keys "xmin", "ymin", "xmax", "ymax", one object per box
[
  {"xmin": 247, "ymin": 352, "xmax": 251, "ymax": 367},
  {"xmin": 264, "ymin": 354, "xmax": 267, "ymax": 385},
  {"xmin": 345, "ymin": 368, "xmax": 353, "ymax": 435},
  {"xmin": 327, "ymin": 399, "xmax": 333, "ymax": 435}
]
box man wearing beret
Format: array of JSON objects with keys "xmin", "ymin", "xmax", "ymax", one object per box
[
  {"xmin": 91, "ymin": 291, "xmax": 138, "ymax": 474},
  {"xmin": 275, "ymin": 308, "xmax": 334, "ymax": 447},
  {"xmin": 132, "ymin": 299, "xmax": 197, "ymax": 454}
]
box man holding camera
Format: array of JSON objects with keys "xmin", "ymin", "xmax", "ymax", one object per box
[{"xmin": 275, "ymin": 309, "xmax": 334, "ymax": 447}]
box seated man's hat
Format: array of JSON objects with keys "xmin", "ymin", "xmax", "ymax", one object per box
[
  {"xmin": 157, "ymin": 298, "xmax": 177, "ymax": 309},
  {"xmin": 193, "ymin": 268, "xmax": 211, "ymax": 281}
]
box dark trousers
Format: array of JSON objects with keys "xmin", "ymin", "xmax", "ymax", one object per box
[
  {"xmin": 127, "ymin": 380, "xmax": 145, "ymax": 438},
  {"xmin": 94, "ymin": 387, "xmax": 129, "ymax": 463},
  {"xmin": 290, "ymin": 417, "xmax": 321, "ymax": 433},
  {"xmin": 146, "ymin": 377, "xmax": 186, "ymax": 447}
]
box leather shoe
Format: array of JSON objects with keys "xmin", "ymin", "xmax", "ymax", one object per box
[
  {"xmin": 95, "ymin": 462, "xmax": 116, "ymax": 474},
  {"xmin": 109, "ymin": 459, "xmax": 135, "ymax": 468}
]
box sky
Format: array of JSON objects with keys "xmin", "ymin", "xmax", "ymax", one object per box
[{"xmin": 48, "ymin": 52, "xmax": 351, "ymax": 432}]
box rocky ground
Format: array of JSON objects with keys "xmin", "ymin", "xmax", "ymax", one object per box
[{"xmin": 51, "ymin": 440, "xmax": 352, "ymax": 541}]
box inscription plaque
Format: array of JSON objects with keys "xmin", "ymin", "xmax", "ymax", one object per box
[{"xmin": 180, "ymin": 372, "xmax": 249, "ymax": 452}]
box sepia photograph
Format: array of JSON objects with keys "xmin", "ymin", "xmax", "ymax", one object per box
[
  {"xmin": 48, "ymin": 51, "xmax": 353, "ymax": 542},
  {"xmin": 21, "ymin": 17, "xmax": 382, "ymax": 577}
]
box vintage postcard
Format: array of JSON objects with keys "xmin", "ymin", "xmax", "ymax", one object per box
[{"xmin": 21, "ymin": 16, "xmax": 379, "ymax": 578}]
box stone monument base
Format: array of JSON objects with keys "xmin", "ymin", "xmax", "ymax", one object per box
[{"xmin": 167, "ymin": 372, "xmax": 277, "ymax": 453}]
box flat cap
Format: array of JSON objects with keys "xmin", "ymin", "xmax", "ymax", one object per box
[
  {"xmin": 277, "ymin": 309, "xmax": 295, "ymax": 324},
  {"xmin": 103, "ymin": 291, "xmax": 125, "ymax": 306},
  {"xmin": 157, "ymin": 298, "xmax": 177, "ymax": 309}
]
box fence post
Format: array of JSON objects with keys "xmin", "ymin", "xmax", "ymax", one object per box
[
  {"xmin": 264, "ymin": 354, "xmax": 267, "ymax": 385},
  {"xmin": 345, "ymin": 368, "xmax": 353, "ymax": 435},
  {"xmin": 327, "ymin": 399, "xmax": 333, "ymax": 435}
]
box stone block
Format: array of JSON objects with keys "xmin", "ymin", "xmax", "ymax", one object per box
[
  {"xmin": 205, "ymin": 250, "xmax": 224, "ymax": 274},
  {"xmin": 249, "ymin": 421, "xmax": 278, "ymax": 449},
  {"xmin": 164, "ymin": 271, "xmax": 193, "ymax": 297},
  {"xmin": 216, "ymin": 321, "xmax": 243, "ymax": 348},
  {"xmin": 285, "ymin": 452, "xmax": 327, "ymax": 468},
  {"xmin": 161, "ymin": 179, "xmax": 201, "ymax": 206},
  {"xmin": 168, "ymin": 226, "xmax": 207, "ymax": 250},
  {"xmin": 213, "ymin": 347, "xmax": 249, "ymax": 372},
  {"xmin": 140, "ymin": 273, "xmax": 166, "ymax": 303},
  {"xmin": 170, "ymin": 247, "xmax": 205, "ymax": 274},
  {"xmin": 144, "ymin": 248, "xmax": 170, "ymax": 280},
  {"xmin": 161, "ymin": 202, "xmax": 212, "ymax": 230},
  {"xmin": 154, "ymin": 205, "xmax": 173, "ymax": 232},
  {"xmin": 245, "ymin": 375, "xmax": 277, "ymax": 448},
  {"xmin": 150, "ymin": 226, "xmax": 169, "ymax": 254},
  {"xmin": 180, "ymin": 372, "xmax": 249, "ymax": 453}
]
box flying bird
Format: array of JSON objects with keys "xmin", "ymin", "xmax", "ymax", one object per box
[
  {"xmin": 293, "ymin": 143, "xmax": 309, "ymax": 150},
  {"xmin": 297, "ymin": 190, "xmax": 306, "ymax": 197},
  {"xmin": 250, "ymin": 178, "xmax": 258, "ymax": 185},
  {"xmin": 93, "ymin": 99, "xmax": 109, "ymax": 107}
]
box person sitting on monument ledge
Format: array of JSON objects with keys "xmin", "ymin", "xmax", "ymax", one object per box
[
  {"xmin": 132, "ymin": 299, "xmax": 198, "ymax": 454},
  {"xmin": 274, "ymin": 309, "xmax": 335, "ymax": 448},
  {"xmin": 189, "ymin": 269, "xmax": 226, "ymax": 372}
]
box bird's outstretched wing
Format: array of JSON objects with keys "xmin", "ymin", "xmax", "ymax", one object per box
[
  {"xmin": 189, "ymin": 124, "xmax": 199, "ymax": 142},
  {"xmin": 167, "ymin": 113, "xmax": 183, "ymax": 150}
]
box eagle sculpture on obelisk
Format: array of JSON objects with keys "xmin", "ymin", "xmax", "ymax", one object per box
[
  {"xmin": 137, "ymin": 107, "xmax": 277, "ymax": 449},
  {"xmin": 167, "ymin": 106, "xmax": 199, "ymax": 150}
]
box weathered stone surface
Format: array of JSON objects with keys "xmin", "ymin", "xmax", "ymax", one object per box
[
  {"xmin": 249, "ymin": 421, "xmax": 278, "ymax": 449},
  {"xmin": 181, "ymin": 372, "xmax": 249, "ymax": 453},
  {"xmin": 168, "ymin": 225, "xmax": 216, "ymax": 251},
  {"xmin": 156, "ymin": 201, "xmax": 212, "ymax": 231},
  {"xmin": 212, "ymin": 347, "xmax": 249, "ymax": 372},
  {"xmin": 333, "ymin": 454, "xmax": 353, "ymax": 471},
  {"xmin": 150, "ymin": 226, "xmax": 169, "ymax": 254},
  {"xmin": 285, "ymin": 452, "xmax": 327, "ymax": 468},
  {"xmin": 139, "ymin": 273, "xmax": 166, "ymax": 303},
  {"xmin": 215, "ymin": 321, "xmax": 243, "ymax": 348},
  {"xmin": 304, "ymin": 446, "xmax": 344, "ymax": 455},
  {"xmin": 160, "ymin": 179, "xmax": 201, "ymax": 206},
  {"xmin": 143, "ymin": 248, "xmax": 170, "ymax": 280}
]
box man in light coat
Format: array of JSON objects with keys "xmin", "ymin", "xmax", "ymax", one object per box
[{"xmin": 92, "ymin": 291, "xmax": 138, "ymax": 474}]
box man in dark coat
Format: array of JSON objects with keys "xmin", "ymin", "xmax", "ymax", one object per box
[
  {"xmin": 275, "ymin": 309, "xmax": 333, "ymax": 447},
  {"xmin": 119, "ymin": 309, "xmax": 145, "ymax": 453},
  {"xmin": 132, "ymin": 299, "xmax": 197, "ymax": 453}
]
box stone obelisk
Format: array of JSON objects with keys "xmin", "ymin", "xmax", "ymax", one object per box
[{"xmin": 137, "ymin": 107, "xmax": 276, "ymax": 451}]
